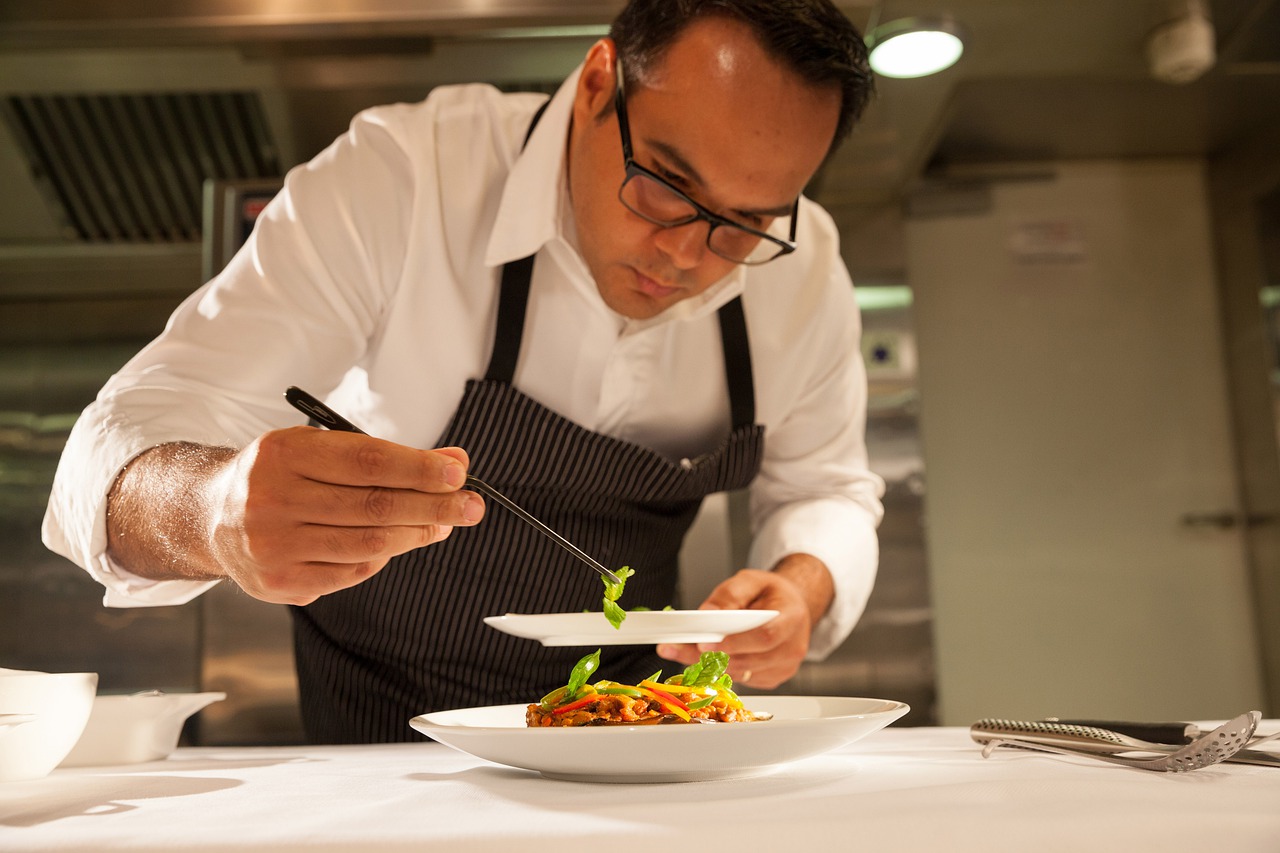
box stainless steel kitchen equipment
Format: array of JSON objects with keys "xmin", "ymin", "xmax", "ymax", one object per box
[{"xmin": 972, "ymin": 711, "xmax": 1264, "ymax": 772}]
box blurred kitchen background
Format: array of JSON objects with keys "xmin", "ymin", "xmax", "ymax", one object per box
[{"xmin": 1, "ymin": 0, "xmax": 1278, "ymax": 742}]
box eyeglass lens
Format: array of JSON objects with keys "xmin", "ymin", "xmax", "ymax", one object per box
[{"xmin": 619, "ymin": 172, "xmax": 789, "ymax": 264}]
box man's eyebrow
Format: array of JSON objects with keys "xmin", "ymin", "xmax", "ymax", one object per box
[{"xmin": 647, "ymin": 139, "xmax": 797, "ymax": 219}]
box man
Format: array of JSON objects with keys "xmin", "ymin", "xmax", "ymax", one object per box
[{"xmin": 44, "ymin": 0, "xmax": 883, "ymax": 743}]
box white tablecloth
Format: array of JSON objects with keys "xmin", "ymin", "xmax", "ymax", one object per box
[{"xmin": 2, "ymin": 725, "xmax": 1278, "ymax": 852}]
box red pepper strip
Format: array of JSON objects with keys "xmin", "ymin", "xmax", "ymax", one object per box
[
  {"xmin": 630, "ymin": 686, "xmax": 689, "ymax": 721},
  {"xmin": 639, "ymin": 683, "xmax": 691, "ymax": 713},
  {"xmin": 552, "ymin": 694, "xmax": 598, "ymax": 715}
]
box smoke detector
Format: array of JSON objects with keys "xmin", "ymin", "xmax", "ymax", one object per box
[{"xmin": 1146, "ymin": 2, "xmax": 1216, "ymax": 84}]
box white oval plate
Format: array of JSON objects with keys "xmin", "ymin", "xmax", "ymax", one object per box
[
  {"xmin": 410, "ymin": 695, "xmax": 909, "ymax": 783},
  {"xmin": 483, "ymin": 609, "xmax": 780, "ymax": 646}
]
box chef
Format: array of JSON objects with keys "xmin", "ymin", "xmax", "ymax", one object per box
[{"xmin": 43, "ymin": 0, "xmax": 884, "ymax": 743}]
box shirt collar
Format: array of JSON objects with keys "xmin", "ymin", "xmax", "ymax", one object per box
[
  {"xmin": 484, "ymin": 64, "xmax": 747, "ymax": 328},
  {"xmin": 484, "ymin": 67, "xmax": 579, "ymax": 268}
]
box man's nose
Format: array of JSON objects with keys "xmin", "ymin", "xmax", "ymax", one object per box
[{"xmin": 652, "ymin": 219, "xmax": 710, "ymax": 269}]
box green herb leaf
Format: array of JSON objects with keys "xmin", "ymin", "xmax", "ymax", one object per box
[
  {"xmin": 564, "ymin": 649, "xmax": 600, "ymax": 702},
  {"xmin": 538, "ymin": 685, "xmax": 568, "ymax": 708},
  {"xmin": 602, "ymin": 566, "xmax": 633, "ymax": 603},
  {"xmin": 601, "ymin": 565, "xmax": 634, "ymax": 629},
  {"xmin": 677, "ymin": 651, "xmax": 730, "ymax": 687},
  {"xmin": 603, "ymin": 598, "xmax": 626, "ymax": 629}
]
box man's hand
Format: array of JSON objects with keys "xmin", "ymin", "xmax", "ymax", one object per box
[
  {"xmin": 656, "ymin": 554, "xmax": 834, "ymax": 689},
  {"xmin": 106, "ymin": 427, "xmax": 486, "ymax": 605}
]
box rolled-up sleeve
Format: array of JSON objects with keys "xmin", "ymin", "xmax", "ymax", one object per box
[{"xmin": 41, "ymin": 105, "xmax": 419, "ymax": 607}]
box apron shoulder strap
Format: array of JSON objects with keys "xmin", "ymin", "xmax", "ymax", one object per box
[
  {"xmin": 484, "ymin": 98, "xmax": 549, "ymax": 384},
  {"xmin": 718, "ymin": 296, "xmax": 755, "ymax": 429},
  {"xmin": 484, "ymin": 254, "xmax": 534, "ymax": 383}
]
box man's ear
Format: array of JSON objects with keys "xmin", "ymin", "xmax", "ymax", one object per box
[{"xmin": 575, "ymin": 38, "xmax": 619, "ymax": 121}]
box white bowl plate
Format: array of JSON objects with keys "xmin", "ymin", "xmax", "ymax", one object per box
[
  {"xmin": 0, "ymin": 669, "xmax": 98, "ymax": 782},
  {"xmin": 483, "ymin": 609, "xmax": 779, "ymax": 646},
  {"xmin": 410, "ymin": 694, "xmax": 909, "ymax": 783},
  {"xmin": 60, "ymin": 691, "xmax": 226, "ymax": 767}
]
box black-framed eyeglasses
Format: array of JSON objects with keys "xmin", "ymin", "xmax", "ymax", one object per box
[{"xmin": 613, "ymin": 58, "xmax": 798, "ymax": 266}]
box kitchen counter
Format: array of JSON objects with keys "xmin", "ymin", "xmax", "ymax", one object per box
[{"xmin": 2, "ymin": 723, "xmax": 1278, "ymax": 852}]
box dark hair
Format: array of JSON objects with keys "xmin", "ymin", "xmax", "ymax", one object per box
[{"xmin": 609, "ymin": 0, "xmax": 874, "ymax": 151}]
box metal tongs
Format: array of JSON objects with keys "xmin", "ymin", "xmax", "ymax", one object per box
[
  {"xmin": 971, "ymin": 711, "xmax": 1268, "ymax": 772},
  {"xmin": 284, "ymin": 386, "xmax": 622, "ymax": 584}
]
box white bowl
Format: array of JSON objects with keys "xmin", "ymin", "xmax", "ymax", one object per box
[
  {"xmin": 0, "ymin": 714, "xmax": 37, "ymax": 732},
  {"xmin": 60, "ymin": 690, "xmax": 226, "ymax": 767},
  {"xmin": 0, "ymin": 668, "xmax": 98, "ymax": 782}
]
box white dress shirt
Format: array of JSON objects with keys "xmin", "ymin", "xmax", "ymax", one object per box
[{"xmin": 42, "ymin": 66, "xmax": 883, "ymax": 659}]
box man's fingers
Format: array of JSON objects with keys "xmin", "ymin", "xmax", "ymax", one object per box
[
  {"xmin": 268, "ymin": 427, "xmax": 469, "ymax": 493},
  {"xmin": 656, "ymin": 642, "xmax": 701, "ymax": 666},
  {"xmin": 699, "ymin": 568, "xmax": 773, "ymax": 611},
  {"xmin": 253, "ymin": 522, "xmax": 456, "ymax": 567},
  {"xmin": 235, "ymin": 557, "xmax": 392, "ymax": 605},
  {"xmin": 283, "ymin": 478, "xmax": 484, "ymax": 528}
]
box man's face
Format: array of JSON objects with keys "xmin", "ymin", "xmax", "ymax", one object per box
[{"xmin": 566, "ymin": 18, "xmax": 841, "ymax": 321}]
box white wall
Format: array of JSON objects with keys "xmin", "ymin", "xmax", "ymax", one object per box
[{"xmin": 909, "ymin": 159, "xmax": 1265, "ymax": 724}]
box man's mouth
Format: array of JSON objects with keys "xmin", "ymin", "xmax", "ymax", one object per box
[{"xmin": 633, "ymin": 269, "xmax": 679, "ymax": 299}]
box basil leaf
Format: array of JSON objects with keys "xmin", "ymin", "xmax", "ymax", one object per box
[
  {"xmin": 565, "ymin": 649, "xmax": 600, "ymax": 700},
  {"xmin": 681, "ymin": 651, "xmax": 729, "ymax": 687},
  {"xmin": 603, "ymin": 598, "xmax": 626, "ymax": 629},
  {"xmin": 601, "ymin": 565, "xmax": 634, "ymax": 629},
  {"xmin": 603, "ymin": 566, "xmax": 633, "ymax": 603}
]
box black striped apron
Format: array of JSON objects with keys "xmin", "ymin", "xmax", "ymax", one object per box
[{"xmin": 289, "ymin": 109, "xmax": 765, "ymax": 744}]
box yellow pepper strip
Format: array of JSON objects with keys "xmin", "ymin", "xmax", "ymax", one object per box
[
  {"xmin": 635, "ymin": 684, "xmax": 691, "ymax": 721},
  {"xmin": 660, "ymin": 681, "xmax": 742, "ymax": 706},
  {"xmin": 649, "ymin": 680, "xmax": 744, "ymax": 710},
  {"xmin": 718, "ymin": 689, "xmax": 744, "ymax": 710},
  {"xmin": 646, "ymin": 682, "xmax": 704, "ymax": 695}
]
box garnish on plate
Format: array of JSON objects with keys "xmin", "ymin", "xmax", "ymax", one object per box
[
  {"xmin": 526, "ymin": 649, "xmax": 769, "ymax": 727},
  {"xmin": 601, "ymin": 565, "xmax": 634, "ymax": 629}
]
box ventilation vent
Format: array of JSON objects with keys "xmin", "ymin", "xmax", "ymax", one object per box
[{"xmin": 1, "ymin": 92, "xmax": 280, "ymax": 243}]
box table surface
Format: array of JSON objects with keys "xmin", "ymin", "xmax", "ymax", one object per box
[{"xmin": 3, "ymin": 724, "xmax": 1278, "ymax": 852}]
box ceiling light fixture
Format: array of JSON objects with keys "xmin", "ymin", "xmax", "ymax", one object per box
[
  {"xmin": 1145, "ymin": 0, "xmax": 1216, "ymax": 84},
  {"xmin": 866, "ymin": 16, "xmax": 966, "ymax": 79}
]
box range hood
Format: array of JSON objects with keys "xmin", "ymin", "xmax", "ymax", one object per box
[
  {"xmin": 0, "ymin": 1, "xmax": 630, "ymax": 255},
  {"xmin": 0, "ymin": 0, "xmax": 622, "ymax": 45}
]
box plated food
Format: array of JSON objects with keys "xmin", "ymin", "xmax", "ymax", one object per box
[
  {"xmin": 526, "ymin": 649, "xmax": 763, "ymax": 727},
  {"xmin": 410, "ymin": 694, "xmax": 911, "ymax": 783}
]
